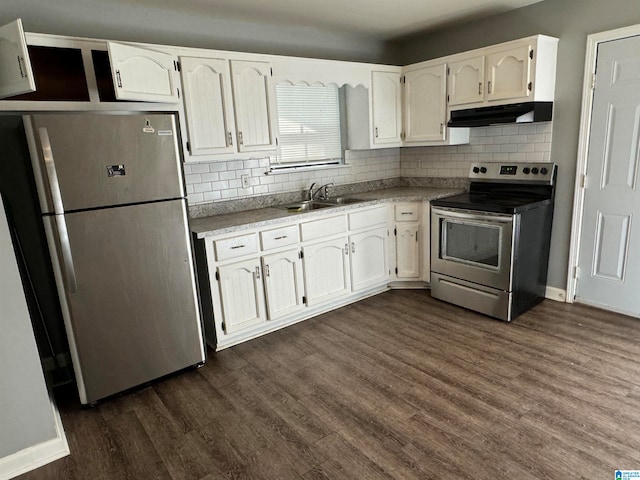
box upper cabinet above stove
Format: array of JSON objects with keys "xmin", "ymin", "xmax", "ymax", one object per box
[{"xmin": 447, "ymin": 35, "xmax": 558, "ymax": 110}]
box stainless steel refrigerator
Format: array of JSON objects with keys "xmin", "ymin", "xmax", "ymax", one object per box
[{"xmin": 23, "ymin": 112, "xmax": 206, "ymax": 405}]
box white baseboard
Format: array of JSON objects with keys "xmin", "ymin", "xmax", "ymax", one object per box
[
  {"xmin": 545, "ymin": 286, "xmax": 567, "ymax": 302},
  {"xmin": 0, "ymin": 400, "xmax": 69, "ymax": 480}
]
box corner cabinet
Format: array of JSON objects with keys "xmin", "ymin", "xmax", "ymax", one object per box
[
  {"xmin": 448, "ymin": 35, "xmax": 558, "ymax": 110},
  {"xmin": 178, "ymin": 56, "xmax": 277, "ymax": 160},
  {"xmin": 403, "ymin": 64, "xmax": 447, "ymax": 143}
]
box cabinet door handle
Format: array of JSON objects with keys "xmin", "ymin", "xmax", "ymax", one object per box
[
  {"xmin": 416, "ymin": 231, "xmax": 419, "ymax": 242},
  {"xmin": 478, "ymin": 82, "xmax": 482, "ymax": 95},
  {"xmin": 488, "ymin": 80, "xmax": 492, "ymax": 94},
  {"xmin": 255, "ymin": 266, "xmax": 261, "ymax": 279},
  {"xmin": 344, "ymin": 243, "xmax": 349, "ymax": 255},
  {"xmin": 228, "ymin": 131, "xmax": 233, "ymax": 146},
  {"xmin": 238, "ymin": 131, "xmax": 244, "ymax": 145},
  {"xmin": 351, "ymin": 242, "xmax": 356, "ymax": 254},
  {"xmin": 375, "ymin": 127, "xmax": 379, "ymax": 138},
  {"xmin": 17, "ymin": 55, "xmax": 27, "ymax": 78},
  {"xmin": 440, "ymin": 123, "xmax": 444, "ymax": 135},
  {"xmin": 115, "ymin": 69, "xmax": 123, "ymax": 88},
  {"xmin": 265, "ymin": 264, "xmax": 270, "ymax": 277}
]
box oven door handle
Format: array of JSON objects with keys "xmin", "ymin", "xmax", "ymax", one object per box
[{"xmin": 431, "ymin": 207, "xmax": 513, "ymax": 223}]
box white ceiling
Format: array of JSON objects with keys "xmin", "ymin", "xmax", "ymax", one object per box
[{"xmin": 126, "ymin": 0, "xmax": 544, "ymax": 39}]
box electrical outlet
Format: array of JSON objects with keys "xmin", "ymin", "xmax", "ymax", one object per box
[{"xmin": 241, "ymin": 174, "xmax": 250, "ymax": 189}]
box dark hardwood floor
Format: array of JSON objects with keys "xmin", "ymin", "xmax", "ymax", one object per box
[{"xmin": 20, "ymin": 290, "xmax": 640, "ymax": 479}]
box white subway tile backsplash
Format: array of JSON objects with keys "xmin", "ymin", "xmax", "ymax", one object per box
[{"xmin": 190, "ymin": 163, "xmax": 210, "ymax": 174}]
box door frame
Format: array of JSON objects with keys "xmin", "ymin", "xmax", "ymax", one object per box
[{"xmin": 567, "ymin": 23, "xmax": 640, "ymax": 303}]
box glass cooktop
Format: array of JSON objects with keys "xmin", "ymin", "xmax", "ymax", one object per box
[{"xmin": 431, "ymin": 192, "xmax": 552, "ymax": 214}]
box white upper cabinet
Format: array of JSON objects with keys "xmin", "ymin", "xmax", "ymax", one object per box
[
  {"xmin": 403, "ymin": 64, "xmax": 447, "ymax": 143},
  {"xmin": 107, "ymin": 42, "xmax": 179, "ymax": 103},
  {"xmin": 448, "ymin": 56, "xmax": 485, "ymax": 107},
  {"xmin": 447, "ymin": 35, "xmax": 558, "ymax": 110},
  {"xmin": 486, "ymin": 43, "xmax": 532, "ymax": 102},
  {"xmin": 0, "ymin": 19, "xmax": 35, "ymax": 99},
  {"xmin": 180, "ymin": 56, "xmax": 235, "ymax": 156},
  {"xmin": 371, "ymin": 70, "xmax": 402, "ymax": 146},
  {"xmin": 230, "ymin": 60, "xmax": 276, "ymax": 152}
]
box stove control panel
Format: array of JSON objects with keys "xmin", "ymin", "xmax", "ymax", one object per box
[{"xmin": 469, "ymin": 162, "xmax": 556, "ymax": 184}]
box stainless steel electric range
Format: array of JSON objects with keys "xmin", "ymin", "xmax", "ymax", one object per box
[{"xmin": 430, "ymin": 162, "xmax": 557, "ymax": 321}]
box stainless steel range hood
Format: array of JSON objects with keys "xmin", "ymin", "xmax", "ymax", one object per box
[{"xmin": 447, "ymin": 102, "xmax": 553, "ymax": 127}]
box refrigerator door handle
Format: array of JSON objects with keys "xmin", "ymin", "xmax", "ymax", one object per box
[
  {"xmin": 38, "ymin": 127, "xmax": 65, "ymax": 215},
  {"xmin": 54, "ymin": 214, "xmax": 78, "ymax": 293},
  {"xmin": 38, "ymin": 127, "xmax": 78, "ymax": 293}
]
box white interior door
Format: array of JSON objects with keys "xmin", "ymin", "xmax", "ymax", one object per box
[{"xmin": 576, "ymin": 34, "xmax": 640, "ymax": 317}]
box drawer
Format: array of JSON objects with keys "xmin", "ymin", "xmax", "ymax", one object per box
[
  {"xmin": 214, "ymin": 233, "xmax": 258, "ymax": 261},
  {"xmin": 348, "ymin": 206, "xmax": 388, "ymax": 230},
  {"xmin": 300, "ymin": 215, "xmax": 347, "ymax": 242},
  {"xmin": 260, "ymin": 224, "xmax": 299, "ymax": 250},
  {"xmin": 394, "ymin": 204, "xmax": 419, "ymax": 222}
]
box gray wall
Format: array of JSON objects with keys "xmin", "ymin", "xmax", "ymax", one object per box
[
  {"xmin": 390, "ymin": 0, "xmax": 640, "ymax": 290},
  {"xmin": 0, "ymin": 201, "xmax": 58, "ymax": 459},
  {"xmin": 0, "ymin": 0, "xmax": 391, "ymax": 63}
]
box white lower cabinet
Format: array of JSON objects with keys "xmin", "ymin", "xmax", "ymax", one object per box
[
  {"xmin": 302, "ymin": 236, "xmax": 351, "ymax": 306},
  {"xmin": 262, "ymin": 248, "xmax": 305, "ymax": 320},
  {"xmin": 350, "ymin": 227, "xmax": 389, "ymax": 291},
  {"xmin": 395, "ymin": 223, "xmax": 420, "ymax": 279},
  {"xmin": 202, "ymin": 204, "xmax": 400, "ymax": 350},
  {"xmin": 216, "ymin": 258, "xmax": 266, "ymax": 334}
]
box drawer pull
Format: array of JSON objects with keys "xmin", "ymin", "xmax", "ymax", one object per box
[
  {"xmin": 400, "ymin": 212, "xmax": 412, "ymax": 215},
  {"xmin": 230, "ymin": 245, "xmax": 245, "ymax": 249},
  {"xmin": 274, "ymin": 235, "xmax": 288, "ymax": 240}
]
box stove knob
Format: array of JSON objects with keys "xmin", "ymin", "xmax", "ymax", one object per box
[
  {"xmin": 480, "ymin": 167, "xmax": 487, "ymax": 174},
  {"xmin": 523, "ymin": 167, "xmax": 531, "ymax": 174},
  {"xmin": 540, "ymin": 167, "xmax": 548, "ymax": 175},
  {"xmin": 531, "ymin": 167, "xmax": 539, "ymax": 174},
  {"xmin": 473, "ymin": 166, "xmax": 480, "ymax": 173}
]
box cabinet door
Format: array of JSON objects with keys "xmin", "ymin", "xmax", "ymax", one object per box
[
  {"xmin": 448, "ymin": 56, "xmax": 485, "ymax": 107},
  {"xmin": 262, "ymin": 249, "xmax": 305, "ymax": 320},
  {"xmin": 350, "ymin": 227, "xmax": 389, "ymax": 291},
  {"xmin": 0, "ymin": 19, "xmax": 35, "ymax": 99},
  {"xmin": 230, "ymin": 60, "xmax": 276, "ymax": 152},
  {"xmin": 486, "ymin": 44, "xmax": 531, "ymax": 102},
  {"xmin": 302, "ymin": 237, "xmax": 351, "ymax": 306},
  {"xmin": 403, "ymin": 64, "xmax": 447, "ymax": 143},
  {"xmin": 396, "ymin": 223, "xmax": 420, "ymax": 279},
  {"xmin": 180, "ymin": 57, "xmax": 236, "ymax": 156},
  {"xmin": 371, "ymin": 71, "xmax": 402, "ymax": 146},
  {"xmin": 217, "ymin": 258, "xmax": 267, "ymax": 334},
  {"xmin": 107, "ymin": 42, "xmax": 179, "ymax": 103}
]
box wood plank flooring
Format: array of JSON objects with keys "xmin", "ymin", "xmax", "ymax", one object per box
[{"xmin": 19, "ymin": 290, "xmax": 640, "ymax": 479}]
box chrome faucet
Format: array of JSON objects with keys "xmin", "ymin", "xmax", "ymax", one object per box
[
  {"xmin": 310, "ymin": 182, "xmax": 334, "ymax": 201},
  {"xmin": 307, "ymin": 182, "xmax": 316, "ymax": 201}
]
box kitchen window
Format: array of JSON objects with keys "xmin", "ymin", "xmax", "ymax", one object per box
[{"xmin": 272, "ymin": 83, "xmax": 343, "ymax": 170}]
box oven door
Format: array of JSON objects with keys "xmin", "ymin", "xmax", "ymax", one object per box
[{"xmin": 431, "ymin": 207, "xmax": 517, "ymax": 290}]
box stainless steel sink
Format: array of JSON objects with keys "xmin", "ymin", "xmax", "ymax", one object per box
[
  {"xmin": 278, "ymin": 200, "xmax": 336, "ymax": 212},
  {"xmin": 278, "ymin": 197, "xmax": 364, "ymax": 212},
  {"xmin": 320, "ymin": 197, "xmax": 364, "ymax": 205}
]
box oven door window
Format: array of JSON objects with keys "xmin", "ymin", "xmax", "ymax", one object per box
[{"xmin": 441, "ymin": 220, "xmax": 502, "ymax": 269}]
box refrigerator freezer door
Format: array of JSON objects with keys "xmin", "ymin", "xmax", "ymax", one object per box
[
  {"xmin": 47, "ymin": 199, "xmax": 204, "ymax": 404},
  {"xmin": 29, "ymin": 113, "xmax": 184, "ymax": 213}
]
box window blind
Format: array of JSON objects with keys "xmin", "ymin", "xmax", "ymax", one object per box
[{"xmin": 274, "ymin": 84, "xmax": 342, "ymax": 165}]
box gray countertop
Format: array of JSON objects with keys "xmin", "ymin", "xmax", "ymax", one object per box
[{"xmin": 190, "ymin": 186, "xmax": 464, "ymax": 238}]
